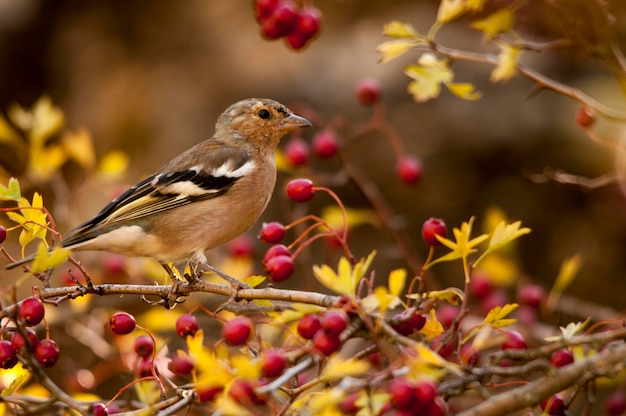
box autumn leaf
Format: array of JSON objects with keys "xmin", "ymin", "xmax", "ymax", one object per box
[
  {"xmin": 405, "ymin": 54, "xmax": 454, "ymax": 102},
  {"xmin": 408, "ymin": 287, "xmax": 464, "ymax": 306},
  {"xmin": 6, "ymin": 193, "xmax": 49, "ymax": 250},
  {"xmin": 377, "ymin": 39, "xmax": 416, "ymax": 64},
  {"xmin": 426, "ymin": 217, "xmax": 489, "ymax": 268},
  {"xmin": 383, "ymin": 21, "xmax": 420, "ymax": 38},
  {"xmin": 471, "ymin": 8, "xmax": 514, "ymax": 39},
  {"xmin": 474, "ymin": 220, "xmax": 531, "ymax": 266},
  {"xmin": 491, "ymin": 43, "xmax": 521, "ymax": 82},
  {"xmin": 31, "ymin": 243, "xmax": 70, "ymax": 272},
  {"xmin": 28, "ymin": 96, "xmax": 65, "ymax": 146},
  {"xmin": 481, "ymin": 303, "xmax": 518, "ymax": 328},
  {"xmin": 98, "ymin": 150, "xmax": 129, "ymax": 181},
  {"xmin": 320, "ymin": 355, "xmax": 370, "ymax": 382},
  {"xmin": 0, "ymin": 178, "xmax": 21, "ymax": 201},
  {"xmin": 446, "ymin": 82, "xmax": 482, "ymax": 101},
  {"xmin": 546, "ymin": 254, "xmax": 582, "ymax": 312},
  {"xmin": 61, "ymin": 128, "xmax": 96, "ymax": 169},
  {"xmin": 313, "ymin": 251, "xmax": 376, "ymax": 297}
]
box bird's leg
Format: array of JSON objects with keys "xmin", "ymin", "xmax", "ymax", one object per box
[
  {"xmin": 160, "ymin": 262, "xmax": 186, "ymax": 307},
  {"xmin": 196, "ymin": 263, "xmax": 251, "ymax": 290}
]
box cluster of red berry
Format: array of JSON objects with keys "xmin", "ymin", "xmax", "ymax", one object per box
[
  {"xmin": 297, "ymin": 310, "xmax": 349, "ymax": 356},
  {"xmin": 254, "ymin": 0, "xmax": 322, "ymax": 50},
  {"xmin": 0, "ymin": 298, "xmax": 60, "ymax": 372}
]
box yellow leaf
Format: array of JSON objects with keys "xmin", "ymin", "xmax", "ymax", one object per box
[
  {"xmin": 383, "ymin": 21, "xmax": 419, "ymax": 38},
  {"xmin": 7, "ymin": 103, "xmax": 32, "ymax": 131},
  {"xmin": 408, "ymin": 343, "xmax": 461, "ymax": 378},
  {"xmin": 388, "ymin": 268, "xmax": 406, "ymax": 297},
  {"xmin": 27, "ymin": 144, "xmax": 67, "ymax": 182},
  {"xmin": 61, "ymin": 128, "xmax": 95, "ymax": 169},
  {"xmin": 546, "ymin": 254, "xmax": 582, "ymax": 311},
  {"xmin": 436, "ymin": 0, "xmax": 468, "ymax": 24},
  {"xmin": 231, "ymin": 355, "xmax": 261, "ymax": 379},
  {"xmin": 474, "ymin": 220, "xmax": 531, "ymax": 267},
  {"xmin": 320, "ymin": 205, "xmax": 377, "ymax": 232},
  {"xmin": 313, "ymin": 251, "xmax": 376, "ymax": 297},
  {"xmin": 427, "ymin": 217, "xmax": 488, "ymax": 269},
  {"xmin": 0, "ymin": 115, "xmax": 22, "ymax": 146},
  {"xmin": 243, "ymin": 274, "xmax": 266, "ymax": 288},
  {"xmin": 370, "ymin": 286, "xmax": 393, "ymax": 313},
  {"xmin": 1, "ymin": 362, "xmax": 31, "ymax": 396},
  {"xmin": 29, "ymin": 96, "xmax": 65, "ymax": 146},
  {"xmin": 7, "ymin": 194, "xmax": 49, "ymax": 249},
  {"xmin": 491, "ymin": 43, "xmax": 521, "ymax": 83},
  {"xmin": 482, "ymin": 303, "xmax": 518, "ymax": 327},
  {"xmin": 135, "ymin": 380, "xmax": 161, "ymax": 405},
  {"xmin": 216, "ymin": 395, "xmax": 255, "ymax": 416},
  {"xmin": 471, "ymin": 8, "xmax": 514, "ymax": 38},
  {"xmin": 420, "ymin": 309, "xmax": 444, "ymax": 340},
  {"xmin": 446, "ymin": 82, "xmax": 482, "ymax": 101},
  {"xmin": 377, "ymin": 39, "xmax": 415, "ymax": 64},
  {"xmin": 98, "ymin": 150, "xmax": 129, "ymax": 181},
  {"xmin": 31, "ymin": 243, "xmax": 70, "ymax": 272},
  {"xmin": 307, "ymin": 388, "xmax": 346, "ymax": 415},
  {"xmin": 474, "ymin": 254, "xmax": 519, "ymax": 287},
  {"xmin": 545, "ymin": 319, "xmax": 589, "ymax": 342},
  {"xmin": 272, "ymin": 303, "xmax": 325, "ymax": 325},
  {"xmin": 321, "ymin": 355, "xmax": 370, "ymax": 382},
  {"xmin": 404, "ymin": 54, "xmax": 453, "ymax": 102},
  {"xmin": 422, "ymin": 287, "xmax": 464, "ymax": 306}
]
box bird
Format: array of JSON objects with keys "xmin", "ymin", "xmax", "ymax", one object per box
[{"xmin": 6, "ymin": 98, "xmax": 311, "ymax": 283}]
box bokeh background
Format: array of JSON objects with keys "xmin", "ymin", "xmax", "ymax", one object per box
[{"xmin": 1, "ymin": 0, "xmax": 626, "ymax": 309}]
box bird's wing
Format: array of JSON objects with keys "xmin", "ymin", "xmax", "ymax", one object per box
[{"xmin": 61, "ymin": 145, "xmax": 253, "ymax": 247}]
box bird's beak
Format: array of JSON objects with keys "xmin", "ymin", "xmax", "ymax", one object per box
[{"xmin": 281, "ymin": 113, "xmax": 312, "ymax": 131}]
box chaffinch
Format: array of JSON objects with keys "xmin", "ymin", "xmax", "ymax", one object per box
[{"xmin": 6, "ymin": 98, "xmax": 311, "ymax": 278}]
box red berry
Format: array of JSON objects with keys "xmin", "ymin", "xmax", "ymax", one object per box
[
  {"xmin": 229, "ymin": 379, "xmax": 266, "ymax": 405},
  {"xmin": 517, "ymin": 284, "xmax": 545, "ymax": 309},
  {"xmin": 392, "ymin": 310, "xmax": 427, "ymax": 336},
  {"xmin": 502, "ymin": 330, "xmax": 527, "ymax": 350},
  {"xmin": 425, "ymin": 397, "xmax": 447, "ymax": 416},
  {"xmin": 0, "ymin": 225, "xmax": 6, "ymax": 244},
  {"xmin": 19, "ymin": 298, "xmax": 45, "ymax": 327},
  {"xmin": 222, "ymin": 316, "xmax": 253, "ymax": 346},
  {"xmin": 414, "ymin": 380, "xmax": 438, "ymax": 403},
  {"xmin": 284, "ymin": 137, "xmax": 310, "ymax": 166},
  {"xmin": 136, "ymin": 357, "xmax": 154, "ymax": 378},
  {"xmin": 296, "ymin": 7, "xmax": 321, "ymax": 38},
  {"xmin": 261, "ymin": 349, "xmax": 286, "ymax": 377},
  {"xmin": 168, "ymin": 354, "xmax": 194, "ymax": 376},
  {"xmin": 422, "ymin": 217, "xmax": 447, "ymax": 246},
  {"xmin": 263, "ymin": 244, "xmax": 291, "ymax": 264},
  {"xmin": 436, "ymin": 304, "xmax": 458, "ymax": 329},
  {"xmin": 285, "ymin": 32, "xmax": 310, "ymax": 50},
  {"xmin": 550, "ymin": 349, "xmax": 574, "ymax": 367},
  {"xmin": 605, "ymin": 391, "xmax": 626, "ymax": 416},
  {"xmin": 312, "ymin": 130, "xmax": 338, "ymax": 159},
  {"xmin": 321, "ymin": 311, "xmax": 349, "ymax": 336},
  {"xmin": 11, "ymin": 328, "xmax": 38, "ymax": 353},
  {"xmin": 109, "ymin": 312, "xmax": 136, "ymax": 335},
  {"xmin": 339, "ymin": 392, "xmax": 360, "ymax": 414},
  {"xmin": 261, "ymin": 1, "xmax": 299, "ymax": 39},
  {"xmin": 576, "ymin": 106, "xmax": 595, "ymax": 128},
  {"xmin": 133, "ymin": 335, "xmax": 154, "ymax": 358},
  {"xmin": 312, "ymin": 330, "xmax": 340, "ymax": 355},
  {"xmin": 91, "ymin": 403, "xmax": 109, "ymax": 416},
  {"xmin": 286, "ymin": 178, "xmax": 315, "ymax": 202},
  {"xmin": 470, "ymin": 273, "xmax": 492, "ymax": 300},
  {"xmin": 356, "ymin": 78, "xmax": 382, "ymax": 106},
  {"xmin": 175, "ymin": 314, "xmax": 199, "ymax": 339},
  {"xmin": 35, "ymin": 339, "xmax": 60, "ymax": 368},
  {"xmin": 390, "ymin": 378, "xmax": 416, "ymax": 409},
  {"xmin": 254, "ymin": 0, "xmax": 279, "ymax": 22},
  {"xmin": 396, "ymin": 155, "xmax": 422, "ymax": 185},
  {"xmin": 264, "ymin": 255, "xmax": 294, "ymax": 282},
  {"xmin": 259, "ymin": 222, "xmax": 286, "ymax": 244},
  {"xmin": 297, "ymin": 313, "xmax": 322, "ymax": 340},
  {"xmin": 227, "ymin": 235, "xmax": 256, "ymax": 258},
  {"xmin": 104, "ymin": 254, "xmax": 126, "ymax": 275},
  {"xmin": 197, "ymin": 385, "xmax": 224, "ymax": 402},
  {"xmin": 461, "ymin": 344, "xmax": 480, "ymax": 366},
  {"xmin": 0, "ymin": 340, "xmax": 17, "ymax": 369},
  {"xmin": 541, "ymin": 394, "xmax": 566, "ymax": 416}
]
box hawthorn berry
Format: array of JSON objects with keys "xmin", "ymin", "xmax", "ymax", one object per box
[
  {"xmin": 415, "ymin": 380, "xmax": 438, "ymax": 403},
  {"xmin": 0, "ymin": 340, "xmax": 17, "ymax": 369},
  {"xmin": 10, "ymin": 328, "xmax": 38, "ymax": 353},
  {"xmin": 436, "ymin": 304, "xmax": 458, "ymax": 328},
  {"xmin": 296, "ymin": 7, "xmax": 321, "ymax": 39},
  {"xmin": 389, "ymin": 378, "xmax": 416, "ymax": 409},
  {"xmin": 312, "ymin": 330, "xmax": 340, "ymax": 355},
  {"xmin": 470, "ymin": 273, "xmax": 492, "ymax": 300},
  {"xmin": 229, "ymin": 378, "xmax": 266, "ymax": 405},
  {"xmin": 550, "ymin": 349, "xmax": 574, "ymax": 367},
  {"xmin": 222, "ymin": 316, "xmax": 253, "ymax": 346},
  {"xmin": 133, "ymin": 335, "xmax": 154, "ymax": 358},
  {"xmin": 339, "ymin": 392, "xmax": 360, "ymax": 414},
  {"xmin": 0, "ymin": 225, "xmax": 6, "ymax": 244},
  {"xmin": 284, "ymin": 137, "xmax": 310, "ymax": 166},
  {"xmin": 517, "ymin": 284, "xmax": 545, "ymax": 309},
  {"xmin": 422, "ymin": 217, "xmax": 447, "ymax": 246},
  {"xmin": 604, "ymin": 391, "xmax": 626, "ymax": 416},
  {"xmin": 321, "ymin": 310, "xmax": 349, "ymax": 336},
  {"xmin": 254, "ymin": 0, "xmax": 279, "ymax": 22},
  {"xmin": 136, "ymin": 357, "xmax": 154, "ymax": 378},
  {"xmin": 391, "ymin": 310, "xmax": 426, "ymax": 336},
  {"xmin": 261, "ymin": 349, "xmax": 287, "ymax": 377},
  {"xmin": 263, "ymin": 244, "xmax": 291, "ymax": 264},
  {"xmin": 227, "ymin": 235, "xmax": 256, "ymax": 258},
  {"xmin": 286, "ymin": 178, "xmax": 315, "ymax": 202},
  {"xmin": 576, "ymin": 106, "xmax": 595, "ymax": 128},
  {"xmin": 168, "ymin": 354, "xmax": 194, "ymax": 376},
  {"xmin": 197, "ymin": 385, "xmax": 224, "ymax": 402},
  {"xmin": 19, "ymin": 298, "xmax": 45, "ymax": 327},
  {"xmin": 35, "ymin": 339, "xmax": 60, "ymax": 368},
  {"xmin": 541, "ymin": 394, "xmax": 566, "ymax": 416},
  {"xmin": 396, "ymin": 155, "xmax": 422, "ymax": 185},
  {"xmin": 502, "ymin": 330, "xmax": 527, "ymax": 350},
  {"xmin": 259, "ymin": 221, "xmax": 286, "ymax": 244},
  {"xmin": 109, "ymin": 312, "xmax": 136, "ymax": 335},
  {"xmin": 261, "ymin": 1, "xmax": 299, "ymax": 39},
  {"xmin": 264, "ymin": 254, "xmax": 294, "ymax": 282},
  {"xmin": 356, "ymin": 78, "xmax": 382, "ymax": 106},
  {"xmin": 91, "ymin": 403, "xmax": 109, "ymax": 416},
  {"xmin": 175, "ymin": 314, "xmax": 199, "ymax": 338},
  {"xmin": 312, "ymin": 130, "xmax": 338, "ymax": 159},
  {"xmin": 297, "ymin": 313, "xmax": 322, "ymax": 339}
]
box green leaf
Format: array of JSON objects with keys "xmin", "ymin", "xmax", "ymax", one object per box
[{"xmin": 0, "ymin": 177, "xmax": 21, "ymax": 201}]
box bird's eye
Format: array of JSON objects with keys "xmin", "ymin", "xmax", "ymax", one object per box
[{"xmin": 258, "ymin": 109, "xmax": 270, "ymax": 119}]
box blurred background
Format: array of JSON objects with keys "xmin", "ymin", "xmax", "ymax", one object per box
[{"xmin": 1, "ymin": 0, "xmax": 626, "ymax": 309}]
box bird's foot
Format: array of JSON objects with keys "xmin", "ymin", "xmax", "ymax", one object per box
[{"xmin": 197, "ymin": 263, "xmax": 251, "ymax": 291}]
